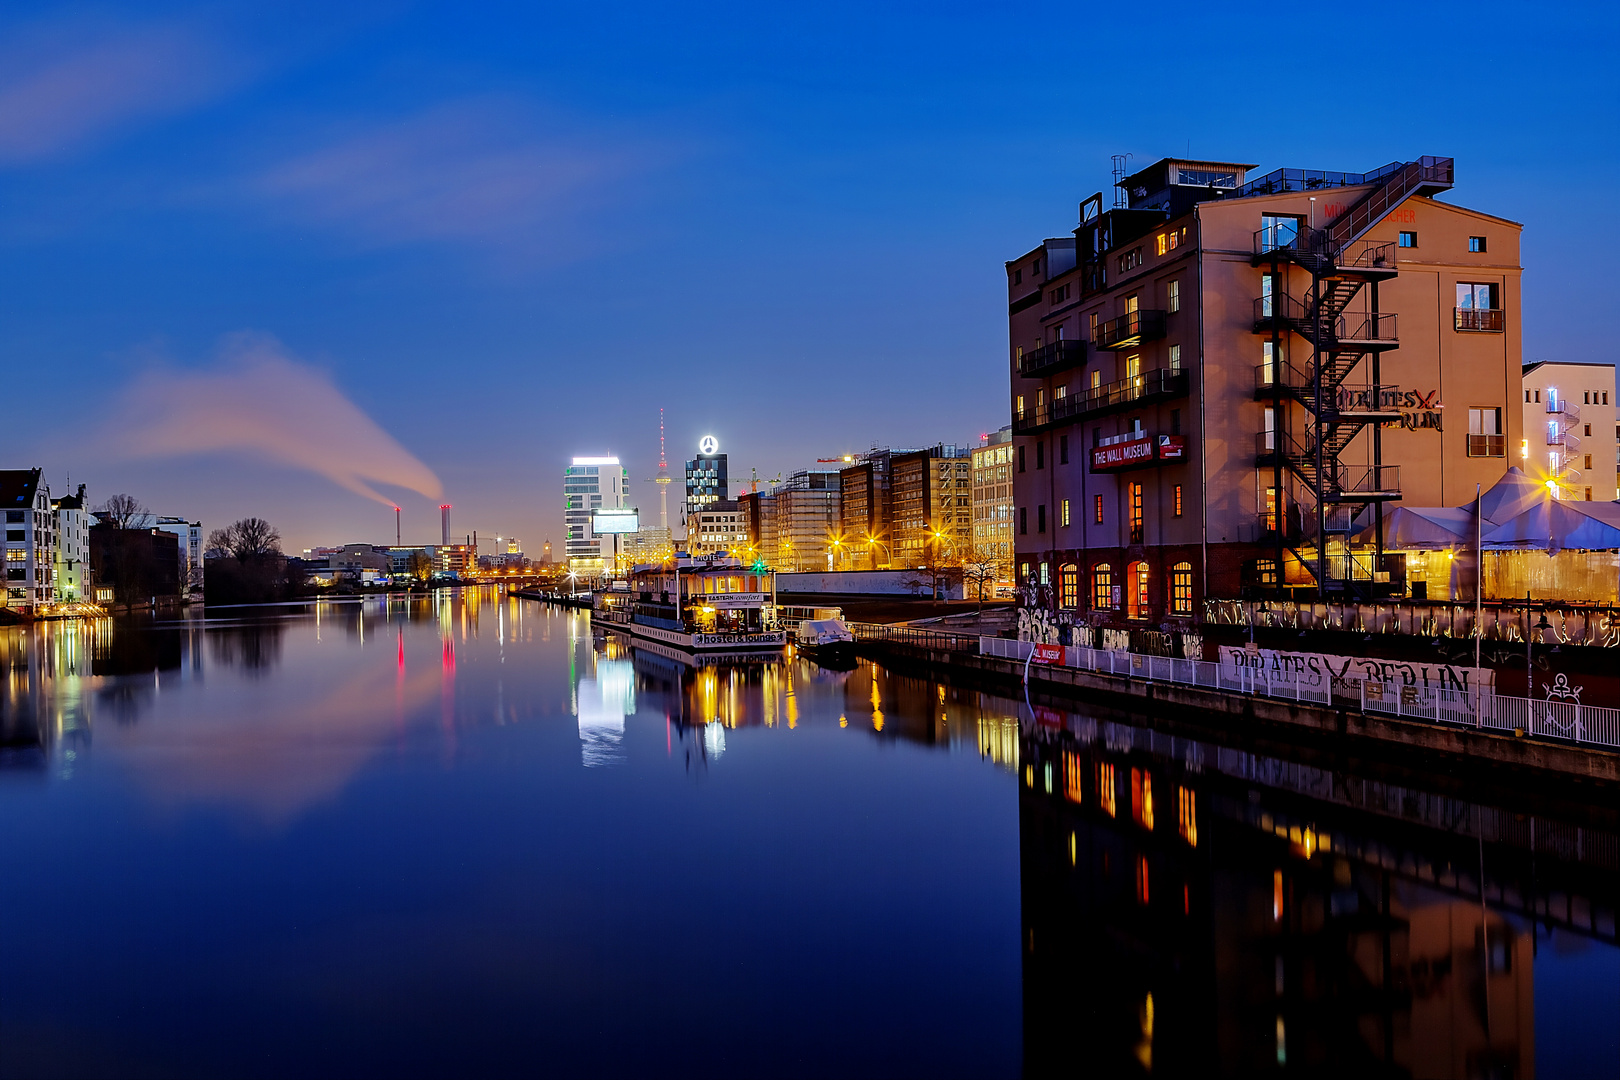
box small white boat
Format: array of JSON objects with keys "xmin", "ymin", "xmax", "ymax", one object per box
[{"xmin": 796, "ymin": 618, "xmax": 856, "ymax": 668}]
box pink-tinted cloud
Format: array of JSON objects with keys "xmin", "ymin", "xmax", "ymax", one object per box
[
  {"xmin": 252, "ymin": 99, "xmax": 636, "ymax": 250},
  {"xmin": 112, "ymin": 333, "xmax": 442, "ymax": 507},
  {"xmin": 0, "ymin": 22, "xmax": 236, "ymax": 164}
]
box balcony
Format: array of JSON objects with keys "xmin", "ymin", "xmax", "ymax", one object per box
[
  {"xmin": 1547, "ymin": 397, "xmax": 1580, "ymax": 419},
  {"xmin": 1467, "ymin": 434, "xmax": 1506, "ymax": 458},
  {"xmin": 1094, "ymin": 309, "xmax": 1167, "ymax": 350},
  {"xmin": 1455, "ymin": 308, "xmax": 1505, "ymax": 332},
  {"xmin": 1011, "ymin": 367, "xmax": 1189, "ymax": 434},
  {"xmin": 1329, "ymin": 465, "xmax": 1401, "ymax": 500},
  {"xmin": 1016, "ymin": 339, "xmax": 1085, "ymax": 379}
]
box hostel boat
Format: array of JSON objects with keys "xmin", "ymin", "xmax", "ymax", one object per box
[{"xmin": 596, "ymin": 555, "xmax": 786, "ymax": 657}]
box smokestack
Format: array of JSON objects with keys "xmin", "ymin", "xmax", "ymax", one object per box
[{"xmin": 440, "ymin": 504, "xmax": 451, "ymax": 546}]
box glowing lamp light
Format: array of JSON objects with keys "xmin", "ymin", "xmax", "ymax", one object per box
[{"xmin": 1546, "ymin": 479, "xmax": 1558, "ymax": 490}]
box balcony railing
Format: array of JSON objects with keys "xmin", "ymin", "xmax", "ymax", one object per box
[
  {"xmin": 1455, "ymin": 308, "xmax": 1505, "ymax": 332},
  {"xmin": 1547, "ymin": 397, "xmax": 1580, "ymax": 418},
  {"xmin": 1331, "ymin": 465, "xmax": 1401, "ymax": 498},
  {"xmin": 1255, "ymin": 362, "xmax": 1401, "ymax": 414},
  {"xmin": 1467, "ymin": 434, "xmax": 1506, "ymax": 458},
  {"xmin": 1012, "ymin": 368, "xmax": 1189, "ymax": 433},
  {"xmin": 1094, "ymin": 309, "xmax": 1167, "ymax": 350},
  {"xmin": 1017, "ymin": 339, "xmax": 1085, "ymax": 379}
]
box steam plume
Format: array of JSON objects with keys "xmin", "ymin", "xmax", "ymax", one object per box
[{"xmin": 117, "ymin": 335, "xmax": 442, "ymax": 505}]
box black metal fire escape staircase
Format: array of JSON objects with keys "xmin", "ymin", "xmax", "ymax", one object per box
[{"xmin": 1251, "ymin": 157, "xmax": 1455, "ymax": 597}]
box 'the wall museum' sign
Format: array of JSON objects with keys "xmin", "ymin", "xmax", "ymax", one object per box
[{"xmin": 1091, "ymin": 434, "xmax": 1185, "ymax": 472}]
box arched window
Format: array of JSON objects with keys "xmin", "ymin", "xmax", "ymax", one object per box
[
  {"xmin": 1059, "ymin": 564, "xmax": 1079, "ymax": 609},
  {"xmin": 1092, "ymin": 563, "xmax": 1113, "ymax": 610},
  {"xmin": 1126, "ymin": 560, "xmax": 1150, "ymax": 619},
  {"xmin": 1171, "ymin": 561, "xmax": 1194, "ymax": 615}
]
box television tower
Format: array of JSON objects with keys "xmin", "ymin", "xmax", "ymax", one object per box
[{"xmin": 647, "ymin": 407, "xmax": 672, "ymax": 530}]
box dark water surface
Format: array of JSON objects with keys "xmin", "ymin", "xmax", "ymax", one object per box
[{"xmin": 0, "ymin": 587, "xmax": 1615, "ymax": 1078}]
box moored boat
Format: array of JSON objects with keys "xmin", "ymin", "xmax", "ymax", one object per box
[
  {"xmin": 795, "ymin": 617, "xmax": 856, "ymax": 668},
  {"xmin": 599, "ymin": 554, "xmax": 786, "ymax": 656}
]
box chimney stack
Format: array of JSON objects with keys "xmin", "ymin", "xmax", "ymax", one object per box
[{"xmin": 440, "ymin": 504, "xmax": 451, "ymax": 547}]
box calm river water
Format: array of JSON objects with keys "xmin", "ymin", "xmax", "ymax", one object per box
[{"xmin": 0, "ymin": 587, "xmax": 1615, "ymax": 1078}]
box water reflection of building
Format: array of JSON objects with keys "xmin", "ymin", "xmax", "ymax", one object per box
[
  {"xmin": 576, "ymin": 657, "xmax": 634, "ymax": 767},
  {"xmin": 1017, "ymin": 714, "xmax": 1614, "ymax": 1078}
]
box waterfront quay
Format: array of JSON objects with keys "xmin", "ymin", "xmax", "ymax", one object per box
[{"xmin": 848, "ymin": 624, "xmax": 1620, "ymax": 788}]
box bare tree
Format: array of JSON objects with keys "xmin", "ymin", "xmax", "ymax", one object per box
[
  {"xmin": 961, "ymin": 547, "xmax": 1002, "ymax": 610},
  {"xmin": 211, "ymin": 518, "xmax": 283, "ymax": 562},
  {"xmin": 99, "ymin": 494, "xmax": 150, "ymax": 530}
]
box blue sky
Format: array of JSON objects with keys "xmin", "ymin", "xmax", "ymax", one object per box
[{"xmin": 1, "ymin": 1, "xmax": 1615, "ymax": 551}]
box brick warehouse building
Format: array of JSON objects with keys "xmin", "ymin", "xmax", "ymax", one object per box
[{"xmin": 1008, "ymin": 155, "xmax": 1523, "ymax": 626}]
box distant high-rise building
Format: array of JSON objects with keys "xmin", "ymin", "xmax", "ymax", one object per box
[
  {"xmin": 684, "ymin": 436, "xmax": 728, "ymax": 531},
  {"xmin": 891, "ymin": 445, "xmax": 972, "ymax": 567},
  {"xmin": 565, "ymin": 456, "xmax": 629, "ymax": 577}
]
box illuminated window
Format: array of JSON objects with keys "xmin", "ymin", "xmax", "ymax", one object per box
[
  {"xmin": 1173, "ymin": 485, "xmax": 1184, "ymax": 517},
  {"xmin": 1092, "ymin": 563, "xmax": 1113, "ymax": 609},
  {"xmin": 1059, "ymin": 563, "xmax": 1079, "ymax": 609},
  {"xmin": 1097, "ymin": 762, "xmax": 1116, "ymax": 816},
  {"xmin": 1090, "ymin": 369, "xmax": 1101, "ymax": 390},
  {"xmin": 1135, "ymin": 856, "xmax": 1150, "ymax": 905},
  {"xmin": 1126, "ymin": 354, "xmax": 1141, "ymax": 379},
  {"xmin": 1156, "ymin": 233, "xmax": 1167, "ymax": 256},
  {"xmin": 1257, "ymin": 559, "xmax": 1277, "ymax": 586},
  {"xmin": 1061, "ymin": 499, "xmax": 1070, "ymax": 528},
  {"xmin": 1089, "ymin": 312, "xmax": 1099, "ymax": 342},
  {"xmin": 1171, "ymin": 562, "xmax": 1194, "ymax": 614},
  {"xmin": 1167, "ymin": 279, "xmax": 1180, "ymax": 313},
  {"xmin": 1131, "ymin": 768, "xmax": 1154, "ymax": 829},
  {"xmin": 1273, "ymin": 869, "xmax": 1284, "ymax": 921},
  {"xmin": 4, "ymin": 549, "xmax": 23, "ymax": 562},
  {"xmin": 1126, "ymin": 560, "xmax": 1150, "ymax": 618},
  {"xmin": 1129, "ymin": 484, "xmax": 1145, "ymax": 543},
  {"xmin": 1039, "ymin": 562, "xmax": 1049, "ymax": 586},
  {"xmin": 1177, "ymin": 786, "xmax": 1197, "ymax": 846},
  {"xmin": 1094, "ymin": 494, "xmax": 1104, "ymax": 524},
  {"xmin": 1016, "ymin": 395, "xmax": 1025, "ymax": 420},
  {"xmin": 1169, "ymin": 344, "xmax": 1181, "ymax": 372}
]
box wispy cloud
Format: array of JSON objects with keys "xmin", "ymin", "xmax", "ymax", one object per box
[
  {"xmin": 111, "ymin": 333, "xmax": 442, "ymax": 506},
  {"xmin": 250, "ymin": 98, "xmax": 644, "ymax": 252},
  {"xmin": 0, "ymin": 20, "xmax": 237, "ymax": 165}
]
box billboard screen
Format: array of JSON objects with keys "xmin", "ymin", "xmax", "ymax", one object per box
[{"xmin": 592, "ymin": 511, "xmax": 639, "ymax": 534}]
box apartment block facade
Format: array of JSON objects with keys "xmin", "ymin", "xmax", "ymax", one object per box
[
  {"xmin": 2, "ymin": 469, "xmax": 56, "ymax": 611},
  {"xmin": 1520, "ymin": 361, "xmax": 1618, "ymax": 502},
  {"xmin": 1009, "ymin": 155, "xmax": 1522, "ymax": 624},
  {"xmin": 890, "ymin": 446, "xmax": 972, "ymax": 568},
  {"xmin": 971, "ymin": 427, "xmax": 1015, "ymax": 582}
]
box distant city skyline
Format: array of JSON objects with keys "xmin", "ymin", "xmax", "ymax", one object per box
[{"xmin": 0, "ymin": 3, "xmax": 1613, "ymax": 550}]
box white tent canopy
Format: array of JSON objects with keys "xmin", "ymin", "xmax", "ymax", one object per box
[
  {"xmin": 1481, "ymin": 499, "xmax": 1620, "ymax": 554},
  {"xmin": 1357, "ymin": 467, "xmax": 1570, "ymax": 549}
]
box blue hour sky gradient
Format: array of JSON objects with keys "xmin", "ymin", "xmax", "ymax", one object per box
[{"xmin": 1, "ymin": 1, "xmax": 1615, "ymax": 551}]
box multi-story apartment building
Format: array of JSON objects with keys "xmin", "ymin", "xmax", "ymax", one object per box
[
  {"xmin": 155, "ymin": 516, "xmax": 203, "ymax": 594},
  {"xmin": 686, "ymin": 502, "xmax": 746, "ymax": 559},
  {"xmin": 564, "ymin": 456, "xmax": 629, "ymax": 578},
  {"xmin": 891, "ymin": 445, "xmax": 972, "ymax": 568},
  {"xmin": 776, "ymin": 471, "xmax": 841, "ymax": 572},
  {"xmin": 52, "ymin": 484, "xmax": 92, "ymax": 603},
  {"xmin": 838, "ymin": 451, "xmax": 896, "ymax": 569},
  {"xmin": 1520, "ymin": 361, "xmax": 1617, "ymax": 502},
  {"xmin": 1009, "ymin": 155, "xmax": 1521, "ymax": 622},
  {"xmin": 2, "ymin": 469, "xmax": 56, "ymax": 612},
  {"xmin": 971, "ymin": 427, "xmax": 1015, "ymax": 582}
]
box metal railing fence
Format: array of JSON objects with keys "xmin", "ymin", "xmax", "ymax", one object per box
[{"xmin": 978, "ymin": 635, "xmax": 1620, "ymax": 750}]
